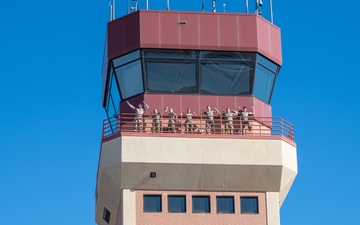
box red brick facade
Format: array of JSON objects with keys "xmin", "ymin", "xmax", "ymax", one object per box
[{"xmin": 136, "ymin": 190, "xmax": 267, "ymax": 225}]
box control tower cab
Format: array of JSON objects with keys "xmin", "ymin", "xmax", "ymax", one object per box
[{"xmin": 96, "ymin": 1, "xmax": 297, "ymax": 225}]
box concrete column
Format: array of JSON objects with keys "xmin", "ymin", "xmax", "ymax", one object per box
[
  {"xmin": 266, "ymin": 192, "xmax": 280, "ymax": 225},
  {"xmin": 122, "ymin": 189, "xmax": 136, "ymax": 225}
]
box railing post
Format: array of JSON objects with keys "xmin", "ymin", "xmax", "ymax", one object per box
[
  {"xmin": 219, "ymin": 115, "xmax": 222, "ymax": 135},
  {"xmin": 118, "ymin": 113, "xmax": 121, "ymax": 134},
  {"xmin": 102, "ymin": 120, "xmax": 105, "ymax": 138},
  {"xmin": 259, "ymin": 117, "xmax": 262, "ymax": 136}
]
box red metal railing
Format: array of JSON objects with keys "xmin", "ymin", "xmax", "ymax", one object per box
[{"xmin": 102, "ymin": 113, "xmax": 295, "ymax": 141}]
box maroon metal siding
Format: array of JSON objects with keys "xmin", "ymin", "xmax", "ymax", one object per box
[
  {"xmin": 106, "ymin": 10, "xmax": 282, "ymax": 64},
  {"xmin": 107, "ymin": 12, "xmax": 141, "ymax": 60}
]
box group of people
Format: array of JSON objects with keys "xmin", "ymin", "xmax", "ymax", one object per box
[{"xmin": 126, "ymin": 100, "xmax": 254, "ymax": 135}]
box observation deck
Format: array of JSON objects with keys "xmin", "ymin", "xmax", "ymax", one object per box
[{"xmin": 101, "ymin": 113, "xmax": 295, "ymax": 146}]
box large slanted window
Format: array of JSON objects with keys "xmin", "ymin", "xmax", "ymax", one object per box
[
  {"xmin": 143, "ymin": 49, "xmax": 257, "ymax": 96},
  {"xmin": 146, "ymin": 61, "xmax": 197, "ymax": 93},
  {"xmin": 115, "ymin": 59, "xmax": 143, "ymax": 99},
  {"xmin": 240, "ymin": 197, "xmax": 259, "ymax": 214},
  {"xmin": 200, "ymin": 51, "xmax": 255, "ymax": 95},
  {"xmin": 192, "ymin": 196, "xmax": 210, "ymax": 213},
  {"xmin": 168, "ymin": 195, "xmax": 186, "ymax": 213},
  {"xmin": 200, "ymin": 61, "xmax": 254, "ymax": 95},
  {"xmin": 105, "ymin": 49, "xmax": 281, "ymax": 105},
  {"xmin": 105, "ymin": 68, "xmax": 120, "ymax": 119},
  {"xmin": 144, "ymin": 50, "xmax": 198, "ymax": 93},
  {"xmin": 112, "ymin": 50, "xmax": 144, "ymax": 100},
  {"xmin": 144, "ymin": 195, "xmax": 162, "ymax": 212},
  {"xmin": 216, "ymin": 196, "xmax": 234, "ymax": 214},
  {"xmin": 253, "ymin": 54, "xmax": 278, "ymax": 103}
]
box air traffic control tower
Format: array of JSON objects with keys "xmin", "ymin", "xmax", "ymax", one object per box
[{"xmin": 96, "ymin": 1, "xmax": 297, "ymax": 225}]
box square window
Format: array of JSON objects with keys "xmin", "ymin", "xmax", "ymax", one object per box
[
  {"xmin": 144, "ymin": 195, "xmax": 162, "ymax": 212},
  {"xmin": 216, "ymin": 196, "xmax": 234, "ymax": 213},
  {"xmin": 103, "ymin": 207, "xmax": 111, "ymax": 223},
  {"xmin": 168, "ymin": 195, "xmax": 186, "ymax": 213},
  {"xmin": 192, "ymin": 196, "xmax": 210, "ymax": 213},
  {"xmin": 240, "ymin": 197, "xmax": 259, "ymax": 214}
]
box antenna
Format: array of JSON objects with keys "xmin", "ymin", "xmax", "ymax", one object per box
[
  {"xmin": 109, "ymin": 3, "xmax": 112, "ymax": 21},
  {"xmin": 146, "ymin": 0, "xmax": 148, "ymax": 10},
  {"xmin": 167, "ymin": 0, "xmax": 170, "ymax": 10},
  {"xmin": 112, "ymin": 0, "xmax": 115, "ymax": 19},
  {"xmin": 109, "ymin": 1, "xmax": 114, "ymax": 21},
  {"xmin": 223, "ymin": 3, "xmax": 226, "ymax": 12},
  {"xmin": 212, "ymin": 0, "xmax": 216, "ymax": 12},
  {"xmin": 269, "ymin": 0, "xmax": 274, "ymax": 23},
  {"xmin": 246, "ymin": 0, "xmax": 249, "ymax": 13},
  {"xmin": 202, "ymin": 0, "xmax": 204, "ymax": 12},
  {"xmin": 127, "ymin": 0, "xmax": 130, "ymax": 14}
]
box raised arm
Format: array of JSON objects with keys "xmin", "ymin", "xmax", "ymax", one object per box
[
  {"xmin": 160, "ymin": 107, "xmax": 167, "ymax": 114},
  {"xmin": 126, "ymin": 100, "xmax": 135, "ymax": 110},
  {"xmin": 214, "ymin": 107, "xmax": 219, "ymax": 114},
  {"xmin": 143, "ymin": 101, "xmax": 149, "ymax": 110},
  {"xmin": 250, "ymin": 106, "xmax": 255, "ymax": 115}
]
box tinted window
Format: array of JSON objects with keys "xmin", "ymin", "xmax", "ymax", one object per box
[
  {"xmin": 116, "ymin": 59, "xmax": 144, "ymax": 99},
  {"xmin": 146, "ymin": 61, "xmax": 197, "ymax": 93},
  {"xmin": 257, "ymin": 54, "xmax": 279, "ymax": 73},
  {"xmin": 253, "ymin": 64, "xmax": 275, "ymax": 103},
  {"xmin": 192, "ymin": 196, "xmax": 210, "ymax": 213},
  {"xmin": 113, "ymin": 50, "xmax": 140, "ymax": 68},
  {"xmin": 103, "ymin": 207, "xmax": 111, "ymax": 223},
  {"xmin": 144, "ymin": 195, "xmax": 162, "ymax": 212},
  {"xmin": 200, "ymin": 61, "xmax": 254, "ymax": 95},
  {"xmin": 109, "ymin": 69, "xmax": 121, "ymax": 115},
  {"xmin": 168, "ymin": 195, "xmax": 186, "ymax": 213},
  {"xmin": 216, "ymin": 196, "xmax": 234, "ymax": 213},
  {"xmin": 240, "ymin": 197, "xmax": 259, "ymax": 214},
  {"xmin": 109, "ymin": 50, "xmax": 281, "ymax": 101}
]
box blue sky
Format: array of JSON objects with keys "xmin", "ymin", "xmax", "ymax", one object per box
[{"xmin": 1, "ymin": 0, "xmax": 360, "ymax": 224}]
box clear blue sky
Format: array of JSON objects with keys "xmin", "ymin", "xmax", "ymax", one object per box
[{"xmin": 1, "ymin": 0, "xmax": 359, "ymax": 224}]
